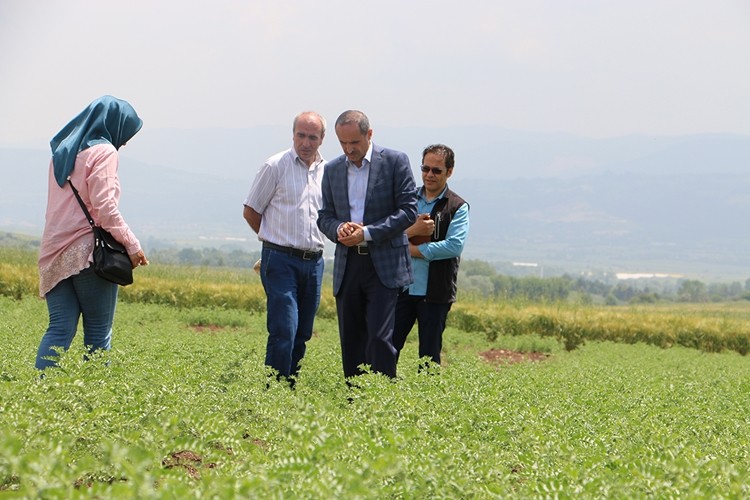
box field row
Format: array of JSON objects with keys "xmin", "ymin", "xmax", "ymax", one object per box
[{"xmin": 3, "ymin": 254, "xmax": 750, "ymax": 357}]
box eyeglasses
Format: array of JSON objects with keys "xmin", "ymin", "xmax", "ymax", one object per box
[{"xmin": 420, "ymin": 166, "xmax": 445, "ymax": 175}]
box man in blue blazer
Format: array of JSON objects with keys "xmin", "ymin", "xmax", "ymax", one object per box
[{"xmin": 318, "ymin": 110, "xmax": 418, "ymax": 379}]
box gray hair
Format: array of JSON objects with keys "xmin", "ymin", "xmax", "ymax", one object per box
[
  {"xmin": 293, "ymin": 111, "xmax": 326, "ymax": 136},
  {"xmin": 335, "ymin": 110, "xmax": 370, "ymax": 135}
]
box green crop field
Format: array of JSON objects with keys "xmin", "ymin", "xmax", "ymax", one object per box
[{"xmin": 2, "ymin": 251, "xmax": 750, "ymax": 498}]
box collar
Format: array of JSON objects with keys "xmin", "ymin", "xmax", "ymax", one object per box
[
  {"xmin": 348, "ymin": 142, "xmax": 374, "ymax": 169},
  {"xmin": 292, "ymin": 147, "xmax": 323, "ymax": 169},
  {"xmin": 418, "ymin": 184, "xmax": 449, "ymax": 202}
]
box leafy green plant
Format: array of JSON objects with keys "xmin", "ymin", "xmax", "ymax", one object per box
[{"xmin": 4, "ymin": 295, "xmax": 750, "ymax": 497}]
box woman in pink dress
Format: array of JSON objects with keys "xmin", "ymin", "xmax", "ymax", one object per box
[{"xmin": 35, "ymin": 96, "xmax": 149, "ymax": 370}]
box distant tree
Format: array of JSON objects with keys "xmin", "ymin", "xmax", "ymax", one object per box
[
  {"xmin": 462, "ymin": 259, "xmax": 497, "ymax": 277},
  {"xmin": 178, "ymin": 248, "xmax": 202, "ymax": 265},
  {"xmin": 460, "ymin": 275, "xmax": 494, "ymax": 297},
  {"xmin": 706, "ymin": 281, "xmax": 745, "ymax": 301},
  {"xmin": 729, "ymin": 282, "xmax": 744, "ymax": 298},
  {"xmin": 490, "ymin": 275, "xmax": 515, "ymax": 299},
  {"xmin": 629, "ymin": 292, "xmax": 660, "ymax": 304},
  {"xmin": 611, "ymin": 283, "xmax": 638, "ymax": 302},
  {"xmin": 489, "ymin": 275, "xmax": 570, "ymax": 302},
  {"xmin": 572, "ymin": 276, "xmax": 611, "ymax": 297},
  {"xmin": 226, "ymin": 249, "xmax": 260, "ymax": 268},
  {"xmin": 677, "ymin": 280, "xmax": 708, "ymax": 302}
]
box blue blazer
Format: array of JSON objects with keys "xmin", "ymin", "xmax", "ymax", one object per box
[{"xmin": 318, "ymin": 144, "xmax": 418, "ymax": 295}]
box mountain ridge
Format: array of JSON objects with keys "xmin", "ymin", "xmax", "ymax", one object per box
[{"xmin": 2, "ymin": 127, "xmax": 749, "ymax": 281}]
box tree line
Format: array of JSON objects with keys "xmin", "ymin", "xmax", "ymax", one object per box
[
  {"xmin": 149, "ymin": 246, "xmax": 750, "ymax": 305},
  {"xmin": 457, "ymin": 259, "xmax": 750, "ymax": 304},
  {"xmin": 3, "ymin": 233, "xmax": 747, "ymax": 305}
]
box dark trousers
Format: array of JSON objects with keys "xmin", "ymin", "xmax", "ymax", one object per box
[
  {"xmin": 392, "ymin": 291, "xmax": 452, "ymax": 366},
  {"xmin": 336, "ymin": 250, "xmax": 399, "ymax": 378}
]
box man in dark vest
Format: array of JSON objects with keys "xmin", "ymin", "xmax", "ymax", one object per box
[{"xmin": 392, "ymin": 144, "xmax": 470, "ymax": 369}]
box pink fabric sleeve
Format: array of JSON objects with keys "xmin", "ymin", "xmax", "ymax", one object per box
[{"xmin": 85, "ymin": 146, "xmax": 142, "ymax": 255}]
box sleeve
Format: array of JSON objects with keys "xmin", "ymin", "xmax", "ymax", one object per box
[
  {"xmin": 419, "ymin": 202, "xmax": 469, "ymax": 261},
  {"xmin": 366, "ymin": 151, "xmax": 418, "ymax": 244},
  {"xmin": 316, "ymin": 165, "xmax": 341, "ymax": 243},
  {"xmin": 86, "ymin": 145, "xmax": 142, "ymax": 255},
  {"xmin": 244, "ymin": 161, "xmax": 277, "ymax": 214}
]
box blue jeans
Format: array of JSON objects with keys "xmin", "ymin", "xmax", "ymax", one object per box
[
  {"xmin": 260, "ymin": 247, "xmax": 324, "ymax": 379},
  {"xmin": 35, "ymin": 266, "xmax": 119, "ymax": 370}
]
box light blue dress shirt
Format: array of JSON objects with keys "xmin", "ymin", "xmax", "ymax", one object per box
[{"xmin": 346, "ymin": 143, "xmax": 374, "ymax": 242}]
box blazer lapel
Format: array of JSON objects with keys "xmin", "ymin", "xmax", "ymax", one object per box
[
  {"xmin": 364, "ymin": 145, "xmax": 382, "ymax": 214},
  {"xmin": 336, "ymin": 159, "xmax": 352, "ymax": 221}
]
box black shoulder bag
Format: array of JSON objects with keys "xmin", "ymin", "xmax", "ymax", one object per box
[{"xmin": 68, "ymin": 180, "xmax": 134, "ymax": 286}]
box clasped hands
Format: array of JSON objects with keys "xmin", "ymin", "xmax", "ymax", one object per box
[
  {"xmin": 337, "ymin": 214, "xmax": 434, "ymax": 248},
  {"xmin": 337, "ymin": 222, "xmax": 366, "ymax": 247}
]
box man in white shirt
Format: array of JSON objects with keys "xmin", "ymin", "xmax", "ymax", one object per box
[{"xmin": 243, "ymin": 111, "xmax": 327, "ymax": 387}]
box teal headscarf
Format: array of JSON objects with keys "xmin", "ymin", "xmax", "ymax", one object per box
[{"xmin": 50, "ymin": 95, "xmax": 143, "ymax": 187}]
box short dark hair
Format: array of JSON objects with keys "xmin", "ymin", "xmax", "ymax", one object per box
[
  {"xmin": 422, "ymin": 144, "xmax": 455, "ymax": 170},
  {"xmin": 335, "ymin": 110, "xmax": 370, "ymax": 135}
]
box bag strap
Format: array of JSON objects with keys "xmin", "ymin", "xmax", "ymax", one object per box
[{"xmin": 67, "ymin": 178, "xmax": 96, "ymax": 229}]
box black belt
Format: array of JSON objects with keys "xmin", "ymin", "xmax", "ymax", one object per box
[
  {"xmin": 350, "ymin": 245, "xmax": 369, "ymax": 256},
  {"xmin": 263, "ymin": 242, "xmax": 323, "ymax": 260}
]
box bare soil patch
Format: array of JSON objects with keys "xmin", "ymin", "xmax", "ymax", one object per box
[
  {"xmin": 162, "ymin": 450, "xmax": 216, "ymax": 479},
  {"xmin": 191, "ymin": 324, "xmax": 224, "ymax": 333},
  {"xmin": 480, "ymin": 349, "xmax": 550, "ymax": 366}
]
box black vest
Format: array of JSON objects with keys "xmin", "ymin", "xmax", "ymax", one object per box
[{"xmin": 424, "ymin": 187, "xmax": 467, "ymax": 303}]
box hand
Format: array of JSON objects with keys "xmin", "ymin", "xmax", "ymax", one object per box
[
  {"xmin": 130, "ymin": 250, "xmax": 149, "ymax": 269},
  {"xmin": 408, "ymin": 213, "xmax": 434, "ymax": 244},
  {"xmin": 338, "ymin": 222, "xmax": 365, "ymax": 247}
]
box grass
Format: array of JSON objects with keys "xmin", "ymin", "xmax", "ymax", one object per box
[
  {"xmin": 3, "ymin": 247, "xmax": 750, "ymax": 496},
  {"xmin": 2, "ymin": 293, "xmax": 750, "ymax": 497}
]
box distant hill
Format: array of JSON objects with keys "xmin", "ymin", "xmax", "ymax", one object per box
[
  {"xmin": 2, "ymin": 127, "xmax": 749, "ymax": 280},
  {"xmin": 121, "ymin": 126, "xmax": 750, "ymax": 180},
  {"xmin": 453, "ymin": 173, "xmax": 750, "ymax": 276}
]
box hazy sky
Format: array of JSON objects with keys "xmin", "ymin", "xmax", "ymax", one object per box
[{"xmin": 1, "ymin": 0, "xmax": 749, "ymax": 147}]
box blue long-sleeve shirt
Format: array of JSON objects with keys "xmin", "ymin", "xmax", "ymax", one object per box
[{"xmin": 409, "ymin": 186, "xmax": 470, "ymax": 296}]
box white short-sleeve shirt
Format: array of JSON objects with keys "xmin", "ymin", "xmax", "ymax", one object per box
[{"xmin": 244, "ymin": 148, "xmax": 326, "ymax": 251}]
